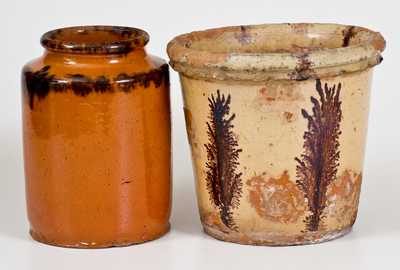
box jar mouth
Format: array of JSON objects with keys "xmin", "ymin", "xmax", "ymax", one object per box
[
  {"xmin": 167, "ymin": 23, "xmax": 386, "ymax": 81},
  {"xmin": 41, "ymin": 25, "xmax": 149, "ymax": 55}
]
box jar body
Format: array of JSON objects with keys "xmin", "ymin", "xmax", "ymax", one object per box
[
  {"xmin": 22, "ymin": 49, "xmax": 171, "ymax": 247},
  {"xmin": 181, "ymin": 70, "xmax": 371, "ymax": 245},
  {"xmin": 169, "ymin": 23, "xmax": 384, "ymax": 246}
]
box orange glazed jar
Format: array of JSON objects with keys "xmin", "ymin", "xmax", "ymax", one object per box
[{"xmin": 21, "ymin": 26, "xmax": 171, "ymax": 248}]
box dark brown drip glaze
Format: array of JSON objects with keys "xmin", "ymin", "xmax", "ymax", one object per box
[
  {"xmin": 342, "ymin": 26, "xmax": 356, "ymax": 47},
  {"xmin": 23, "ymin": 64, "xmax": 169, "ymax": 109}
]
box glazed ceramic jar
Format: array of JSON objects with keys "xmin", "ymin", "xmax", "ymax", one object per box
[
  {"xmin": 22, "ymin": 26, "xmax": 171, "ymax": 248},
  {"xmin": 168, "ymin": 23, "xmax": 385, "ymax": 245}
]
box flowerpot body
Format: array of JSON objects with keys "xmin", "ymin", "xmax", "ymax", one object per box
[
  {"xmin": 22, "ymin": 26, "xmax": 171, "ymax": 248},
  {"xmin": 168, "ymin": 23, "xmax": 385, "ymax": 245}
]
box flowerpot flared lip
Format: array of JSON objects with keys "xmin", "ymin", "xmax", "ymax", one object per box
[
  {"xmin": 41, "ymin": 25, "xmax": 149, "ymax": 55},
  {"xmin": 167, "ymin": 23, "xmax": 386, "ymax": 81}
]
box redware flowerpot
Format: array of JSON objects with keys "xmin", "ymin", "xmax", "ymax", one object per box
[
  {"xmin": 22, "ymin": 26, "xmax": 171, "ymax": 248},
  {"xmin": 167, "ymin": 23, "xmax": 385, "ymax": 245}
]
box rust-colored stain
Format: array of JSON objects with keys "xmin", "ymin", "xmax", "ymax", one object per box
[
  {"xmin": 256, "ymin": 85, "xmax": 303, "ymax": 122},
  {"xmin": 184, "ymin": 107, "xmax": 201, "ymax": 163},
  {"xmin": 259, "ymin": 87, "xmax": 276, "ymax": 103},
  {"xmin": 257, "ymin": 85, "xmax": 303, "ymax": 106},
  {"xmin": 290, "ymin": 44, "xmax": 320, "ymax": 54},
  {"xmin": 183, "ymin": 107, "xmax": 194, "ymax": 145},
  {"xmin": 283, "ymin": 111, "xmax": 294, "ymax": 123},
  {"xmin": 201, "ymin": 211, "xmax": 231, "ymax": 234},
  {"xmin": 247, "ymin": 171, "xmax": 306, "ymax": 224},
  {"xmin": 326, "ymin": 170, "xmax": 362, "ymax": 225},
  {"xmin": 289, "ymin": 23, "xmax": 310, "ymax": 34}
]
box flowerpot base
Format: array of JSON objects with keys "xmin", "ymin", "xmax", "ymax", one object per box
[
  {"xmin": 29, "ymin": 223, "xmax": 170, "ymax": 248},
  {"xmin": 203, "ymin": 224, "xmax": 352, "ymax": 246}
]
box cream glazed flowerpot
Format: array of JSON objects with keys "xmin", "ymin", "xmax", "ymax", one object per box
[{"xmin": 167, "ymin": 23, "xmax": 385, "ymax": 246}]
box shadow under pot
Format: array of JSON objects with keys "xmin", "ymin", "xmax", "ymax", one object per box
[
  {"xmin": 22, "ymin": 26, "xmax": 171, "ymax": 248},
  {"xmin": 167, "ymin": 23, "xmax": 385, "ymax": 246}
]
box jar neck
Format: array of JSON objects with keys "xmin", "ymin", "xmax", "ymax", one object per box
[
  {"xmin": 41, "ymin": 26, "xmax": 149, "ymax": 52},
  {"xmin": 42, "ymin": 48, "xmax": 147, "ymax": 65}
]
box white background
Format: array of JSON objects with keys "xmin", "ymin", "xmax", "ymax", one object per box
[{"xmin": 0, "ymin": 0, "xmax": 399, "ymax": 269}]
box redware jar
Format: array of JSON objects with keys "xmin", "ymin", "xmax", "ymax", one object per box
[{"xmin": 22, "ymin": 26, "xmax": 171, "ymax": 248}]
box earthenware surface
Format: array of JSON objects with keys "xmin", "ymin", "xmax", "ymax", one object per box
[
  {"xmin": 1, "ymin": 0, "xmax": 399, "ymax": 269},
  {"xmin": 168, "ymin": 23, "xmax": 384, "ymax": 245}
]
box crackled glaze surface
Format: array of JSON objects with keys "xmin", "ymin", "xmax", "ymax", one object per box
[
  {"xmin": 181, "ymin": 71, "xmax": 370, "ymax": 245},
  {"xmin": 22, "ymin": 26, "xmax": 171, "ymax": 248},
  {"xmin": 169, "ymin": 23, "xmax": 385, "ymax": 245}
]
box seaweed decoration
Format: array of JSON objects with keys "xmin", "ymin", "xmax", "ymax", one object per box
[
  {"xmin": 204, "ymin": 90, "xmax": 243, "ymax": 230},
  {"xmin": 295, "ymin": 79, "xmax": 342, "ymax": 231}
]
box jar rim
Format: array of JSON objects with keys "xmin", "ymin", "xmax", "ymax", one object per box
[
  {"xmin": 41, "ymin": 25, "xmax": 149, "ymax": 55},
  {"xmin": 167, "ymin": 23, "xmax": 386, "ymax": 81}
]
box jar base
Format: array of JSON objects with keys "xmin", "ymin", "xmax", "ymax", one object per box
[
  {"xmin": 203, "ymin": 224, "xmax": 352, "ymax": 246},
  {"xmin": 29, "ymin": 223, "xmax": 170, "ymax": 248}
]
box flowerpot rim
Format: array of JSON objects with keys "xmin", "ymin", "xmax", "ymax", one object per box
[
  {"xmin": 167, "ymin": 23, "xmax": 385, "ymax": 81},
  {"xmin": 41, "ymin": 25, "xmax": 149, "ymax": 55}
]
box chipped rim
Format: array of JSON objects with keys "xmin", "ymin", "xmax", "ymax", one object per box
[{"xmin": 167, "ymin": 23, "xmax": 385, "ymax": 81}]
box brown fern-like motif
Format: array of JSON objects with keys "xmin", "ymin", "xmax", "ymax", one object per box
[
  {"xmin": 204, "ymin": 90, "xmax": 243, "ymax": 230},
  {"xmin": 295, "ymin": 79, "xmax": 342, "ymax": 231}
]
